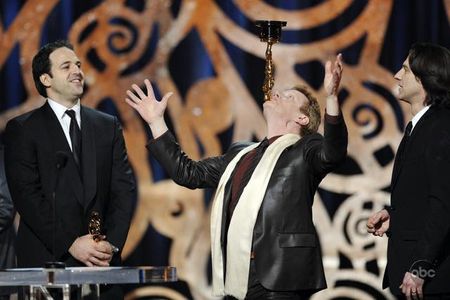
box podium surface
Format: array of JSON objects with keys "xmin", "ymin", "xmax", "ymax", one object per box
[
  {"xmin": 0, "ymin": 266, "xmax": 176, "ymax": 286},
  {"xmin": 0, "ymin": 266, "xmax": 177, "ymax": 299}
]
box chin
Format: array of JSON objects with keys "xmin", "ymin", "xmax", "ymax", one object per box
[
  {"xmin": 74, "ymin": 87, "xmax": 84, "ymax": 95},
  {"xmin": 263, "ymin": 100, "xmax": 274, "ymax": 107}
]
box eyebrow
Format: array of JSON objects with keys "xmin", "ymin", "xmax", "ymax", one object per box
[{"xmin": 59, "ymin": 60, "xmax": 81, "ymax": 67}]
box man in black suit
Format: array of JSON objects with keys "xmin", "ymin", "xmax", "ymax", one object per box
[
  {"xmin": 4, "ymin": 40, "xmax": 135, "ymax": 298},
  {"xmin": 125, "ymin": 54, "xmax": 347, "ymax": 299},
  {"xmin": 367, "ymin": 43, "xmax": 450, "ymax": 299}
]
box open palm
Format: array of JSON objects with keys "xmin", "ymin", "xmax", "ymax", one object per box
[
  {"xmin": 125, "ymin": 79, "xmax": 172, "ymax": 125},
  {"xmin": 324, "ymin": 53, "xmax": 343, "ymax": 97}
]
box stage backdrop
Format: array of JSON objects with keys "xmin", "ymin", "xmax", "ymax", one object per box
[{"xmin": 1, "ymin": 0, "xmax": 449, "ymax": 299}]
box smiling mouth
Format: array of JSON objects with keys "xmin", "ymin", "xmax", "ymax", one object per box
[{"xmin": 70, "ymin": 79, "xmax": 83, "ymax": 84}]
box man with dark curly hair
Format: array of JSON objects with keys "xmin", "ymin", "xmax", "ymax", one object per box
[{"xmin": 367, "ymin": 43, "xmax": 450, "ymax": 299}]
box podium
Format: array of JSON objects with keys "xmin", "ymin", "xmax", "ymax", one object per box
[{"xmin": 0, "ymin": 266, "xmax": 177, "ymax": 299}]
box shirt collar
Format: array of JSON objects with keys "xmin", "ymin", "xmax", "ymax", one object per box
[
  {"xmin": 411, "ymin": 105, "xmax": 430, "ymax": 131},
  {"xmin": 47, "ymin": 98, "xmax": 81, "ymax": 120}
]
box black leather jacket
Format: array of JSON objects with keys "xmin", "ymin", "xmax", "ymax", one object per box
[{"xmin": 147, "ymin": 115, "xmax": 347, "ymax": 291}]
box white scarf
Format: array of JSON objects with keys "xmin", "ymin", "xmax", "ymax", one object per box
[{"xmin": 210, "ymin": 133, "xmax": 300, "ymax": 299}]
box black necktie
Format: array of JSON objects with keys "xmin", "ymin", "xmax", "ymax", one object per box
[
  {"xmin": 396, "ymin": 121, "xmax": 412, "ymax": 162},
  {"xmin": 66, "ymin": 109, "xmax": 81, "ymax": 168},
  {"xmin": 405, "ymin": 121, "xmax": 413, "ymax": 136}
]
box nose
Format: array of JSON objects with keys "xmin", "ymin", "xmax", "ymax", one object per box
[
  {"xmin": 70, "ymin": 63, "xmax": 82, "ymax": 73},
  {"xmin": 394, "ymin": 69, "xmax": 402, "ymax": 81},
  {"xmin": 72, "ymin": 68, "xmax": 83, "ymax": 79},
  {"xmin": 271, "ymin": 90, "xmax": 280, "ymax": 100}
]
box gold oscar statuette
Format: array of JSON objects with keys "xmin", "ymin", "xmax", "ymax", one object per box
[
  {"xmin": 88, "ymin": 211, "xmax": 119, "ymax": 253},
  {"xmin": 88, "ymin": 211, "xmax": 102, "ymax": 242},
  {"xmin": 255, "ymin": 20, "xmax": 287, "ymax": 102}
]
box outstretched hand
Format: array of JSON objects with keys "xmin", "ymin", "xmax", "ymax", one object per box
[
  {"xmin": 125, "ymin": 79, "xmax": 173, "ymax": 125},
  {"xmin": 125, "ymin": 79, "xmax": 173, "ymax": 138},
  {"xmin": 324, "ymin": 53, "xmax": 344, "ymax": 97}
]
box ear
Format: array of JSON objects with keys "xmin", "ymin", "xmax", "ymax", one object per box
[
  {"xmin": 40, "ymin": 73, "xmax": 51, "ymax": 88},
  {"xmin": 296, "ymin": 115, "xmax": 310, "ymax": 127}
]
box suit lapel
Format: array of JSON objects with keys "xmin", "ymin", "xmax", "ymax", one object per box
[
  {"xmin": 391, "ymin": 106, "xmax": 435, "ymax": 189},
  {"xmin": 41, "ymin": 102, "xmax": 84, "ymax": 206},
  {"xmin": 80, "ymin": 107, "xmax": 97, "ymax": 211}
]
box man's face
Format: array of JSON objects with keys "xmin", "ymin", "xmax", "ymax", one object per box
[
  {"xmin": 44, "ymin": 47, "xmax": 84, "ymax": 102},
  {"xmin": 394, "ymin": 57, "xmax": 425, "ymax": 104},
  {"xmin": 263, "ymin": 88, "xmax": 309, "ymax": 125}
]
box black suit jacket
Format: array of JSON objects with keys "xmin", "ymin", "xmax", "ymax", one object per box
[
  {"xmin": 4, "ymin": 101, "xmax": 135, "ymax": 267},
  {"xmin": 147, "ymin": 115, "xmax": 347, "ymax": 292},
  {"xmin": 384, "ymin": 105, "xmax": 450, "ymax": 295}
]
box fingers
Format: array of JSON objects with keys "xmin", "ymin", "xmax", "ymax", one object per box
[
  {"xmin": 92, "ymin": 234, "xmax": 106, "ymax": 242},
  {"xmin": 336, "ymin": 53, "xmax": 343, "ymax": 71},
  {"xmin": 125, "ymin": 98, "xmax": 138, "ymax": 109},
  {"xmin": 333, "ymin": 55, "xmax": 343, "ymax": 80},
  {"xmin": 326, "ymin": 53, "xmax": 343, "ymax": 74},
  {"xmin": 160, "ymin": 92, "xmax": 173, "ymax": 107},
  {"xmin": 126, "ymin": 89, "xmax": 142, "ymax": 104},
  {"xmin": 417, "ymin": 286, "xmax": 423, "ymax": 300},
  {"xmin": 367, "ymin": 215, "xmax": 385, "ymax": 236},
  {"xmin": 85, "ymin": 260, "xmax": 94, "ymax": 267},
  {"xmin": 144, "ymin": 79, "xmax": 155, "ymax": 99},
  {"xmin": 366, "ymin": 213, "xmax": 380, "ymax": 229},
  {"xmin": 125, "ymin": 80, "xmax": 173, "ymax": 106},
  {"xmin": 132, "ymin": 83, "xmax": 146, "ymax": 100},
  {"xmin": 400, "ymin": 273, "xmax": 423, "ymax": 300},
  {"xmin": 93, "ymin": 249, "xmax": 112, "ymax": 261},
  {"xmin": 333, "ymin": 66, "xmax": 342, "ymax": 80},
  {"xmin": 88, "ymin": 255, "xmax": 110, "ymax": 267},
  {"xmin": 401, "ymin": 282, "xmax": 409, "ymax": 299},
  {"xmin": 83, "ymin": 246, "xmax": 112, "ymax": 267},
  {"xmin": 95, "ymin": 240, "xmax": 113, "ymax": 254},
  {"xmin": 69, "ymin": 235, "xmax": 114, "ymax": 267},
  {"xmin": 325, "ymin": 61, "xmax": 332, "ymax": 76}
]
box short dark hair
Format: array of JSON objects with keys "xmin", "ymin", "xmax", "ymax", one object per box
[
  {"xmin": 292, "ymin": 85, "xmax": 321, "ymax": 136},
  {"xmin": 408, "ymin": 43, "xmax": 450, "ymax": 108},
  {"xmin": 32, "ymin": 40, "xmax": 74, "ymax": 97}
]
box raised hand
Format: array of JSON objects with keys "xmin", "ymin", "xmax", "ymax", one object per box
[
  {"xmin": 324, "ymin": 53, "xmax": 344, "ymax": 97},
  {"xmin": 125, "ymin": 79, "xmax": 173, "ymax": 138}
]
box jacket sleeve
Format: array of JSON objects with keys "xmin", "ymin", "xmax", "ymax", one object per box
[
  {"xmin": 104, "ymin": 118, "xmax": 136, "ymax": 259},
  {"xmin": 410, "ymin": 124, "xmax": 450, "ymax": 277},
  {"xmin": 146, "ymin": 131, "xmax": 228, "ymax": 189},
  {"xmin": 304, "ymin": 113, "xmax": 348, "ymax": 175},
  {"xmin": 4, "ymin": 119, "xmax": 60, "ymax": 255}
]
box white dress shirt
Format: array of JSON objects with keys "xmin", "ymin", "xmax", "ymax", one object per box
[
  {"xmin": 47, "ymin": 99, "xmax": 81, "ymax": 151},
  {"xmin": 410, "ymin": 105, "xmax": 430, "ymax": 134}
]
